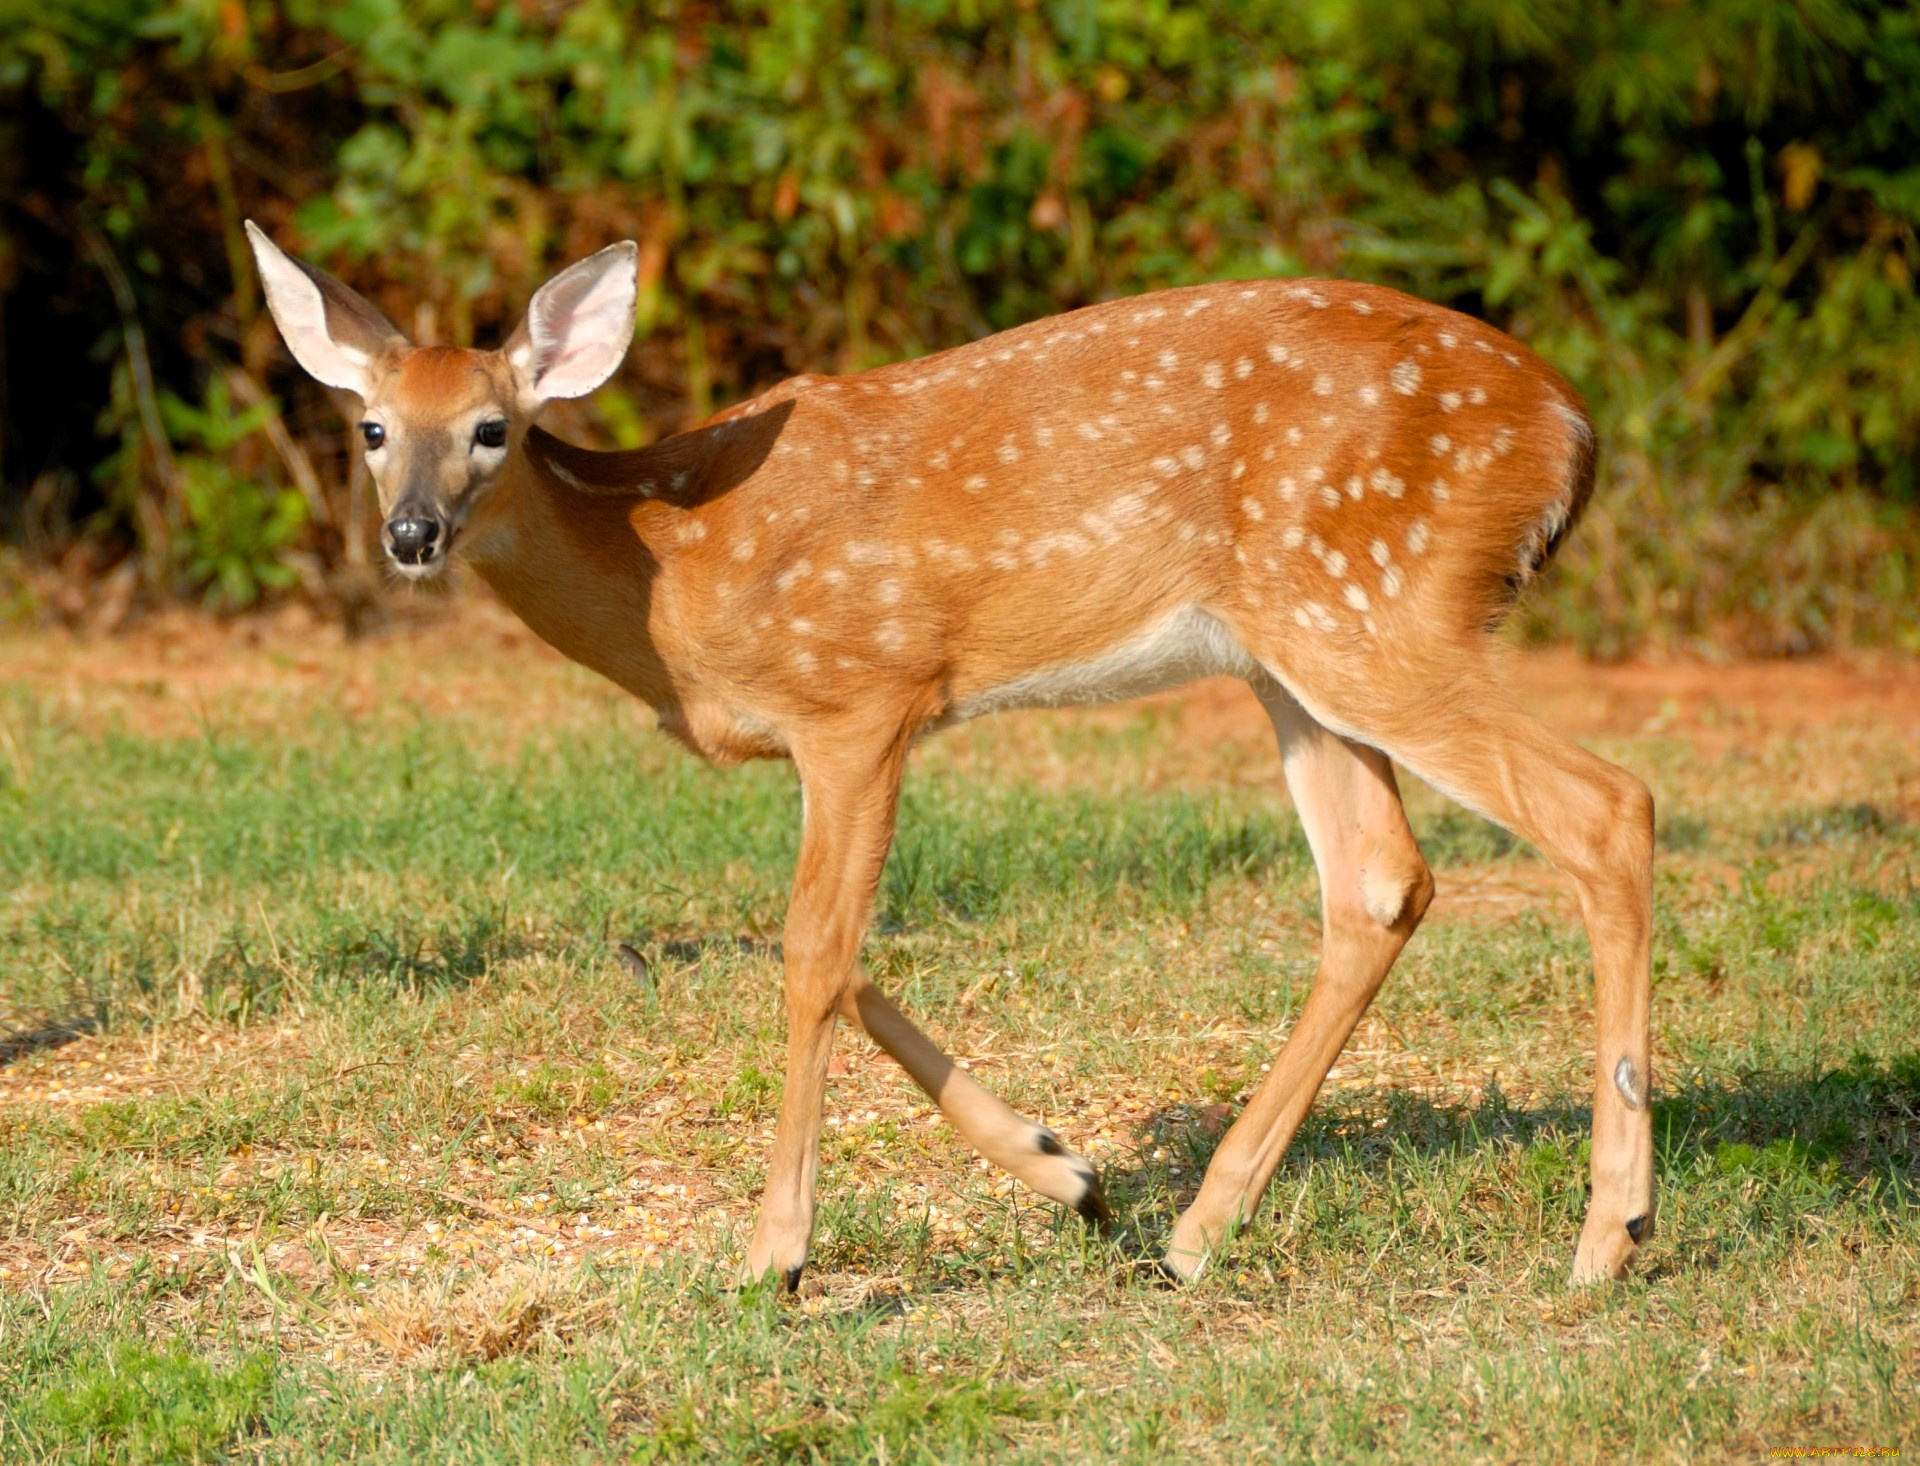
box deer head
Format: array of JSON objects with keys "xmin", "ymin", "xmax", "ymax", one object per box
[{"xmin": 245, "ymin": 221, "xmax": 638, "ymax": 578}]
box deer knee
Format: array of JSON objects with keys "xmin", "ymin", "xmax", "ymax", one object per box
[{"xmin": 1355, "ymin": 831, "xmax": 1433, "ymax": 931}]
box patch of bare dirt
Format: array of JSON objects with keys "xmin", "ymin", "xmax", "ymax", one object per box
[{"xmin": 9, "ymin": 593, "xmax": 1919, "ymax": 745}]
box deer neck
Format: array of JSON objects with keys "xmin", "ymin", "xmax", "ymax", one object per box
[{"xmin": 459, "ymin": 447, "xmax": 681, "ymax": 714}]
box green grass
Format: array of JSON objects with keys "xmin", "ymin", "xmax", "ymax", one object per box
[{"xmin": 0, "ymin": 640, "xmax": 1915, "ymax": 1462}]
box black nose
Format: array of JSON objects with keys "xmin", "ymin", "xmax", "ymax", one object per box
[{"xmin": 387, "ymin": 517, "xmax": 440, "ymax": 564}]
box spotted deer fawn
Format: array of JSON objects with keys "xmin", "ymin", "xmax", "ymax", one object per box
[{"xmin": 247, "ymin": 220, "xmax": 1655, "ymax": 1289}]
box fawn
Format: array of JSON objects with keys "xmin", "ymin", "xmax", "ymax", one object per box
[{"xmin": 247, "ymin": 221, "xmax": 1654, "ymax": 1289}]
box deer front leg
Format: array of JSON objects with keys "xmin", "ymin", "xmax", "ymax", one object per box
[
  {"xmin": 739, "ymin": 736, "xmax": 907, "ymax": 1291},
  {"xmin": 841, "ymin": 977, "xmax": 1110, "ymax": 1224}
]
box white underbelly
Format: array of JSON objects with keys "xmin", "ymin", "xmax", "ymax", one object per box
[{"xmin": 951, "ymin": 605, "xmax": 1257, "ymax": 720}]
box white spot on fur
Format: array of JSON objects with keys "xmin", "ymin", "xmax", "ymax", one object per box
[
  {"xmin": 1438, "ymin": 391, "xmax": 1463, "ymax": 412},
  {"xmin": 1369, "ymin": 538, "xmax": 1391, "ymax": 567},
  {"xmin": 1235, "ymin": 357, "xmax": 1254, "ymax": 379},
  {"xmin": 1391, "ymin": 360, "xmax": 1422, "ymax": 395},
  {"xmin": 1407, "ymin": 519, "xmax": 1431, "ymax": 555},
  {"xmin": 1201, "ymin": 362, "xmax": 1225, "ymax": 389},
  {"xmin": 1382, "ymin": 565, "xmax": 1405, "ymax": 597},
  {"xmin": 1313, "ymin": 373, "xmax": 1334, "ymax": 396},
  {"xmin": 1369, "ymin": 468, "xmax": 1406, "ymax": 499},
  {"xmin": 846, "ymin": 541, "xmax": 909, "ymax": 566},
  {"xmin": 1344, "ymin": 583, "xmax": 1370, "ymax": 612},
  {"xmin": 732, "ymin": 537, "xmax": 757, "ymax": 561},
  {"xmin": 1430, "ymin": 433, "xmax": 1452, "ymax": 455},
  {"xmin": 1241, "ymin": 496, "xmax": 1266, "ymax": 522}
]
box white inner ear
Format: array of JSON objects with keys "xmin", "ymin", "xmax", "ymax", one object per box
[
  {"xmin": 246, "ymin": 223, "xmax": 372, "ymax": 397},
  {"xmin": 521, "ymin": 246, "xmax": 637, "ymax": 401}
]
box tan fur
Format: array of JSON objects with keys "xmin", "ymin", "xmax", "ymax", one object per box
[{"xmin": 285, "ymin": 268, "xmax": 1653, "ymax": 1290}]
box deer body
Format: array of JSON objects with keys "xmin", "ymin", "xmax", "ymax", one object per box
[
  {"xmin": 468, "ymin": 281, "xmax": 1581, "ymax": 762},
  {"xmin": 248, "ymin": 224, "xmax": 1656, "ymax": 1292}
]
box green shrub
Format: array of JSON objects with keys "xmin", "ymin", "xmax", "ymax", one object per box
[{"xmin": 3, "ymin": 0, "xmax": 1917, "ymax": 648}]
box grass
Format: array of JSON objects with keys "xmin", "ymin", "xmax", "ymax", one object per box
[{"xmin": 0, "ymin": 612, "xmax": 1915, "ymax": 1462}]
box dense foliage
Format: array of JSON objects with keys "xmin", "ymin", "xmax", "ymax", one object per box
[{"xmin": 3, "ymin": 0, "xmax": 1917, "ymax": 649}]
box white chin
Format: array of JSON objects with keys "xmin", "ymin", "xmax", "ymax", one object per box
[{"xmin": 390, "ymin": 557, "xmax": 447, "ymax": 583}]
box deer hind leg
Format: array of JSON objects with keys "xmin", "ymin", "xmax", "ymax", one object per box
[
  {"xmin": 1164, "ymin": 681, "xmax": 1433, "ymax": 1280},
  {"xmin": 840, "ymin": 980, "xmax": 1109, "ymax": 1223},
  {"xmin": 1281, "ymin": 663, "xmax": 1656, "ymax": 1285}
]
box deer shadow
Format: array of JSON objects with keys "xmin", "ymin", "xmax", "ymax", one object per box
[{"xmin": 1087, "ymin": 1052, "xmax": 1919, "ymax": 1271}]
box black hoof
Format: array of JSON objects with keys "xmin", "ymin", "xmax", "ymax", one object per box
[
  {"xmin": 1124, "ymin": 1257, "xmax": 1183, "ymax": 1289},
  {"xmin": 1625, "ymin": 1214, "xmax": 1649, "ymax": 1244},
  {"xmin": 782, "ymin": 1263, "xmax": 805, "ymax": 1294},
  {"xmin": 1074, "ymin": 1172, "xmax": 1114, "ymax": 1229}
]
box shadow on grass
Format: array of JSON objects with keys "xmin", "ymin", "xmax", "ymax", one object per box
[
  {"xmin": 302, "ymin": 907, "xmax": 542, "ymax": 995},
  {"xmin": 0, "ymin": 1013, "xmax": 101, "ymax": 1068},
  {"xmin": 1761, "ymin": 799, "xmax": 1908, "ymax": 847},
  {"xmin": 1097, "ymin": 1051, "xmax": 1920, "ymax": 1240}
]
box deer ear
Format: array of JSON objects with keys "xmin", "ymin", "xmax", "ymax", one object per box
[
  {"xmin": 506, "ymin": 242, "xmax": 638, "ymax": 406},
  {"xmin": 245, "ymin": 220, "xmax": 406, "ymax": 399}
]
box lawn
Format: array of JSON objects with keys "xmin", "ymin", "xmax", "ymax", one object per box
[{"xmin": 0, "ymin": 603, "xmax": 1914, "ymax": 1462}]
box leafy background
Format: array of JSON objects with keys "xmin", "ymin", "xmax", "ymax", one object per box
[{"xmin": 2, "ymin": 0, "xmax": 1917, "ymax": 651}]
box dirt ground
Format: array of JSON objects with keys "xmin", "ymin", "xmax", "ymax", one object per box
[{"xmin": 7, "ymin": 591, "xmax": 1919, "ymax": 748}]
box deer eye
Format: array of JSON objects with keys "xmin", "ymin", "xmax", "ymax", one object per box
[
  {"xmin": 359, "ymin": 422, "xmax": 386, "ymax": 450},
  {"xmin": 474, "ymin": 420, "xmax": 508, "ymax": 450}
]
